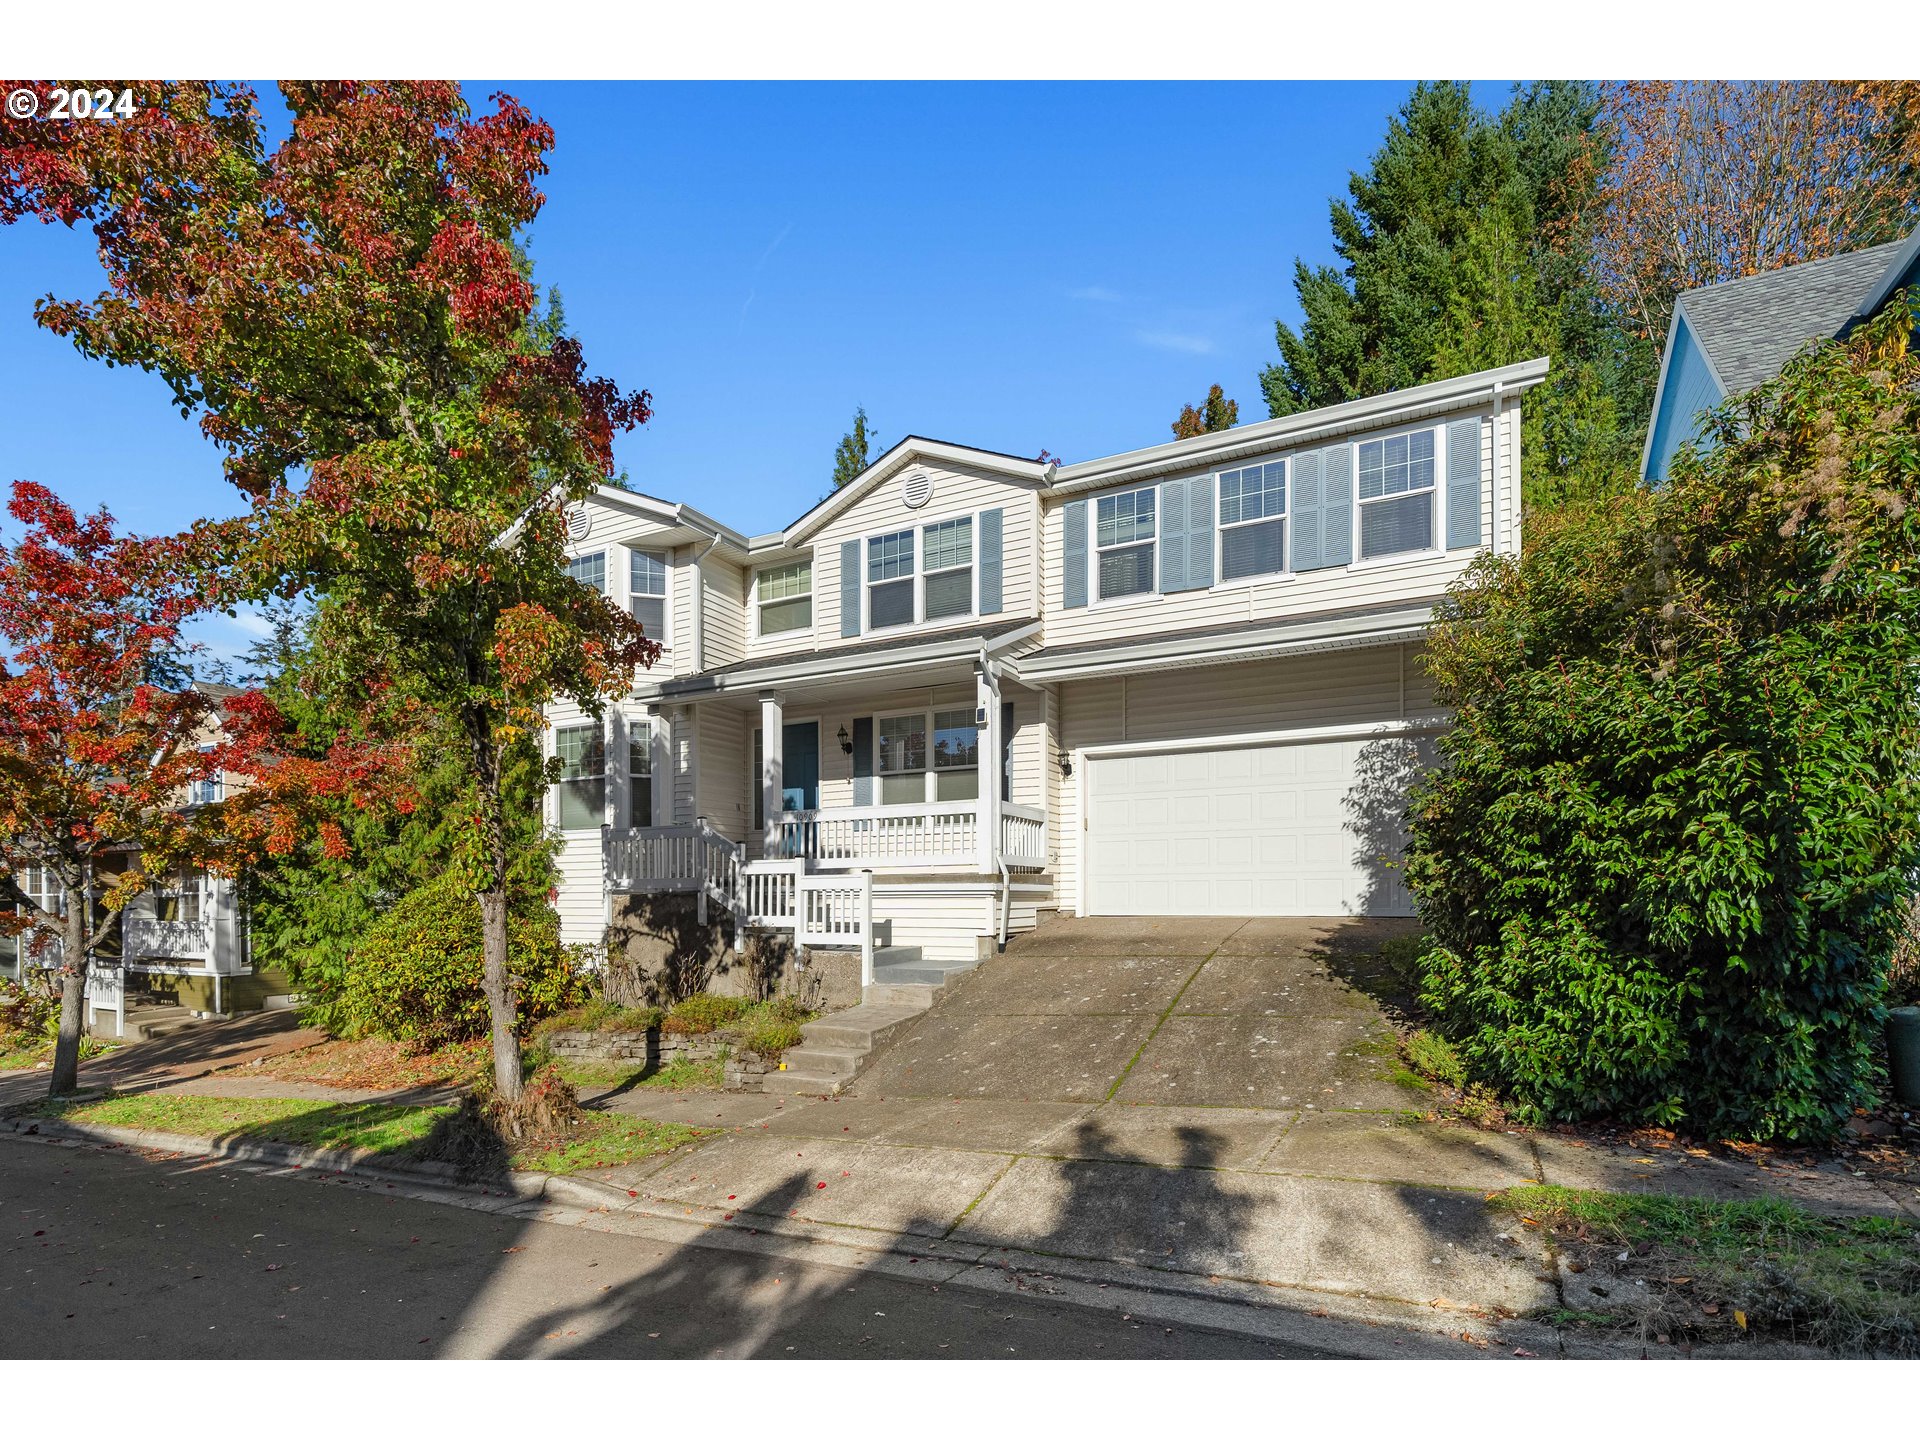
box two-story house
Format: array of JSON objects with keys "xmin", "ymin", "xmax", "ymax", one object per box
[{"xmin": 547, "ymin": 358, "xmax": 1545, "ymax": 992}]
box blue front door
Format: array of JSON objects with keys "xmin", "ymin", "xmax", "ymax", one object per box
[{"xmin": 781, "ymin": 722, "xmax": 819, "ymax": 812}]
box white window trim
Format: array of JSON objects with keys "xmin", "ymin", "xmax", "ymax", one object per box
[
  {"xmin": 550, "ymin": 718, "xmax": 609, "ymax": 833},
  {"xmin": 1349, "ymin": 425, "xmax": 1445, "ymax": 568},
  {"xmin": 566, "ymin": 547, "xmax": 610, "ymax": 597},
  {"xmin": 1089, "ymin": 485, "xmax": 1159, "ymax": 608},
  {"xmin": 625, "ymin": 544, "xmax": 673, "ymax": 654},
  {"xmin": 1214, "ymin": 456, "xmax": 1292, "ymax": 590},
  {"xmin": 750, "ymin": 558, "xmax": 815, "ymax": 641},
  {"xmin": 919, "ymin": 514, "xmax": 977, "ymax": 624},
  {"xmin": 625, "ymin": 712, "xmax": 660, "ymax": 828},
  {"xmin": 861, "ymin": 509, "xmax": 983, "ymax": 633},
  {"xmin": 872, "ymin": 703, "xmax": 981, "ymax": 806}
]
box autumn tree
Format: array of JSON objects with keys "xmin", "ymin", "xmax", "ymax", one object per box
[
  {"xmin": 1171, "ymin": 384, "xmax": 1238, "ymax": 440},
  {"xmin": 1587, "ymin": 81, "xmax": 1920, "ymax": 344},
  {"xmin": 1261, "ymin": 82, "xmax": 1654, "ymax": 509},
  {"xmin": 1, "ymin": 82, "xmax": 657, "ymax": 1110},
  {"xmin": 831, "ymin": 405, "xmax": 875, "ymax": 489},
  {"xmin": 0, "ymin": 483, "xmax": 225, "ymax": 1094}
]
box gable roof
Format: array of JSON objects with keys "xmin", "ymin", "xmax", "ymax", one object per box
[
  {"xmin": 779, "ymin": 436, "xmax": 1053, "ymax": 547},
  {"xmin": 1678, "ymin": 238, "xmax": 1908, "ymax": 396}
]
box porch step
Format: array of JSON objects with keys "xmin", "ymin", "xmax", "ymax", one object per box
[
  {"xmin": 123, "ymin": 1005, "xmax": 201, "ymax": 1040},
  {"xmin": 870, "ymin": 957, "xmax": 979, "ymax": 989}
]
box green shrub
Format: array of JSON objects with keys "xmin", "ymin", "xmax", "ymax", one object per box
[
  {"xmin": 1403, "ymin": 1029, "xmax": 1466, "ymax": 1089},
  {"xmin": 1405, "ymin": 300, "xmax": 1920, "ymax": 1141},
  {"xmin": 0, "ymin": 975, "xmax": 60, "ymax": 1048},
  {"xmin": 662, "ymin": 993, "xmax": 753, "ymax": 1036},
  {"xmin": 532, "ymin": 997, "xmax": 662, "ymax": 1039},
  {"xmin": 338, "ymin": 872, "xmax": 588, "ymax": 1051},
  {"xmin": 739, "ymin": 1012, "xmax": 806, "ymax": 1060}
]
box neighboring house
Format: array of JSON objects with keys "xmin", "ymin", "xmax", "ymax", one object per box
[
  {"xmin": 548, "ymin": 357, "xmax": 1546, "ymax": 980},
  {"xmin": 2, "ymin": 681, "xmax": 265, "ymax": 1036},
  {"xmin": 1643, "ymin": 225, "xmax": 1920, "ymax": 484}
]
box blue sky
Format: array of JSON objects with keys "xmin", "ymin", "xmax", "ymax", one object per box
[{"xmin": 0, "ymin": 79, "xmax": 1438, "ymax": 656}]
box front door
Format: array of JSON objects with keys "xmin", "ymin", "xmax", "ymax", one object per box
[{"xmin": 781, "ymin": 722, "xmax": 820, "ymax": 812}]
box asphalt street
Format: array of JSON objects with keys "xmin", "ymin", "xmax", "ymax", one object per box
[{"xmin": 0, "ymin": 1138, "xmax": 1332, "ymax": 1359}]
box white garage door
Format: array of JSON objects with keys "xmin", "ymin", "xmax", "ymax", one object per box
[{"xmin": 1083, "ymin": 735, "xmax": 1433, "ymax": 917}]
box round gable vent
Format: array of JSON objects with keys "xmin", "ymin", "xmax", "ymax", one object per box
[
  {"xmin": 902, "ymin": 470, "xmax": 933, "ymax": 509},
  {"xmin": 565, "ymin": 505, "xmax": 592, "ymax": 541}
]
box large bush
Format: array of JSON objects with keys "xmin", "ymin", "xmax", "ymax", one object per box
[
  {"xmin": 1406, "ymin": 298, "xmax": 1920, "ymax": 1141},
  {"xmin": 338, "ymin": 872, "xmax": 587, "ymax": 1051}
]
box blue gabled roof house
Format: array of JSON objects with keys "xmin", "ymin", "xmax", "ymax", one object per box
[{"xmin": 1642, "ymin": 225, "xmax": 1920, "ymax": 483}]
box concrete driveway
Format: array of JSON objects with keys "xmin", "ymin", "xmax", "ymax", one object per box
[{"xmin": 853, "ymin": 916, "xmax": 1425, "ymax": 1113}]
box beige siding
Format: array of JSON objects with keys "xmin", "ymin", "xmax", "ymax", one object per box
[
  {"xmin": 812, "ymin": 461, "xmax": 1043, "ymax": 644},
  {"xmin": 696, "ymin": 704, "xmax": 750, "ymax": 842},
  {"xmin": 698, "ymin": 553, "xmax": 748, "ymax": 670},
  {"xmin": 1054, "ymin": 644, "xmax": 1435, "ymax": 914},
  {"xmin": 742, "ymin": 555, "xmax": 822, "ymax": 661},
  {"xmin": 553, "ymin": 834, "xmax": 606, "ymax": 946},
  {"xmin": 1040, "ymin": 403, "xmax": 1513, "ymax": 650}
]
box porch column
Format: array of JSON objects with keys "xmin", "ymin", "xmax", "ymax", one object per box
[
  {"xmin": 976, "ymin": 663, "xmax": 1001, "ymax": 875},
  {"xmin": 759, "ymin": 692, "xmax": 784, "ymax": 859},
  {"xmin": 647, "ymin": 703, "xmax": 669, "ymax": 827}
]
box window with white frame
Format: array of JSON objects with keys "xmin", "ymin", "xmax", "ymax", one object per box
[
  {"xmin": 1095, "ymin": 487, "xmax": 1156, "ymax": 600},
  {"xmin": 876, "ymin": 707, "xmax": 978, "ymax": 804},
  {"xmin": 1218, "ymin": 458, "xmax": 1287, "ymax": 581},
  {"xmin": 566, "ymin": 551, "xmax": 607, "ymax": 594},
  {"xmin": 867, "ymin": 529, "xmax": 916, "ymax": 630},
  {"xmin": 628, "ymin": 727, "xmax": 653, "ymax": 827},
  {"xmin": 553, "ymin": 724, "xmax": 606, "ymax": 830},
  {"xmin": 921, "ymin": 516, "xmax": 973, "ymax": 621},
  {"xmin": 629, "ymin": 548, "xmax": 667, "ymax": 640},
  {"xmin": 155, "ymin": 866, "xmax": 203, "ymax": 924},
  {"xmin": 1356, "ymin": 430, "xmax": 1437, "ymax": 559},
  {"xmin": 188, "ymin": 744, "xmax": 224, "ymax": 806},
  {"xmin": 755, "ymin": 560, "xmax": 812, "ymax": 636}
]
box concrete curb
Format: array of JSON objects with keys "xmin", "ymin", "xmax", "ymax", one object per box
[{"xmin": 0, "ymin": 1113, "xmax": 633, "ymax": 1210}]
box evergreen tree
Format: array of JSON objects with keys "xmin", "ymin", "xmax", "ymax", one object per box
[
  {"xmin": 831, "ymin": 406, "xmax": 875, "ymax": 489},
  {"xmin": 1171, "ymin": 384, "xmax": 1239, "ymax": 439},
  {"xmin": 1260, "ymin": 82, "xmax": 1654, "ymax": 510}
]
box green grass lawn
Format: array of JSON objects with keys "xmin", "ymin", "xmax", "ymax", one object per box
[
  {"xmin": 31, "ymin": 1092, "xmax": 707, "ymax": 1176},
  {"xmin": 1496, "ymin": 1183, "xmax": 1920, "ymax": 1355}
]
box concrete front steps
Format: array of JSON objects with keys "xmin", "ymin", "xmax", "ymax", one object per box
[
  {"xmin": 761, "ymin": 947, "xmax": 978, "ymax": 1096},
  {"xmin": 122, "ymin": 1003, "xmax": 202, "ymax": 1041}
]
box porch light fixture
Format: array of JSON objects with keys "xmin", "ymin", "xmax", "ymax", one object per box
[
  {"xmin": 837, "ymin": 725, "xmax": 852, "ymax": 755},
  {"xmin": 1059, "ymin": 752, "xmax": 1073, "ymax": 779}
]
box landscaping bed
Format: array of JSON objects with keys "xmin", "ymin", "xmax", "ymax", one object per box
[
  {"xmin": 29, "ymin": 1092, "xmax": 708, "ymax": 1176},
  {"xmin": 1497, "ymin": 1183, "xmax": 1920, "ymax": 1356},
  {"xmin": 532, "ymin": 993, "xmax": 816, "ymax": 1093}
]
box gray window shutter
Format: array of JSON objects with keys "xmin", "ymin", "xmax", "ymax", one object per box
[
  {"xmin": 1061, "ymin": 499, "xmax": 1088, "ymax": 609},
  {"xmin": 852, "ymin": 716, "xmax": 874, "ymax": 805},
  {"xmin": 978, "ymin": 507, "xmax": 1004, "ymax": 614},
  {"xmin": 1291, "ymin": 448, "xmax": 1324, "ymax": 571},
  {"xmin": 1447, "ymin": 418, "xmax": 1484, "ymax": 549},
  {"xmin": 1320, "ymin": 442, "xmax": 1354, "ymax": 568},
  {"xmin": 1157, "ymin": 478, "xmax": 1189, "ymax": 592},
  {"xmin": 839, "ymin": 538, "xmax": 861, "ymax": 637},
  {"xmin": 1185, "ymin": 473, "xmax": 1215, "ymax": 589}
]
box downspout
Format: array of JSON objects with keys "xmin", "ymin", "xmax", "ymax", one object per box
[
  {"xmin": 688, "ymin": 523, "xmax": 726, "ymax": 674},
  {"xmin": 980, "ymin": 644, "xmax": 1011, "ymax": 947},
  {"xmin": 1490, "ymin": 379, "xmax": 1507, "ymax": 555}
]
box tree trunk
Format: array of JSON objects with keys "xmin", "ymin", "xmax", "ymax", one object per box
[
  {"xmin": 47, "ymin": 885, "xmax": 90, "ymax": 1097},
  {"xmin": 467, "ymin": 713, "xmax": 523, "ymax": 1103}
]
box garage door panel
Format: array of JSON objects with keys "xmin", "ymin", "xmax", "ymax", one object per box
[{"xmin": 1084, "ymin": 736, "xmax": 1426, "ymax": 918}]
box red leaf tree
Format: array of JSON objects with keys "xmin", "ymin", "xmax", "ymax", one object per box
[
  {"xmin": 0, "ymin": 483, "xmax": 226, "ymax": 1094},
  {"xmin": 2, "ymin": 82, "xmax": 658, "ymax": 1105}
]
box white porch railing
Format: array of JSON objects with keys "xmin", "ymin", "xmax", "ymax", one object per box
[
  {"xmin": 773, "ymin": 801, "xmax": 983, "ymax": 870},
  {"xmin": 124, "ymin": 916, "xmax": 214, "ymax": 961},
  {"xmin": 605, "ymin": 822, "xmax": 740, "ymax": 921},
  {"xmin": 1000, "ymin": 804, "xmax": 1047, "ymax": 869},
  {"xmin": 794, "ymin": 869, "xmax": 875, "ymax": 986}
]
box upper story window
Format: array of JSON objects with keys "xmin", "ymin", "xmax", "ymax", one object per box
[
  {"xmin": 629, "ymin": 548, "xmax": 668, "ymax": 640},
  {"xmin": 188, "ymin": 744, "xmax": 224, "ymax": 806},
  {"xmin": 1095, "ymin": 487, "xmax": 1156, "ymax": 600},
  {"xmin": 566, "ymin": 551, "xmax": 607, "ymax": 594},
  {"xmin": 867, "ymin": 529, "xmax": 916, "ymax": 630},
  {"xmin": 154, "ymin": 866, "xmax": 203, "ymax": 924},
  {"xmin": 756, "ymin": 560, "xmax": 812, "ymax": 636},
  {"xmin": 1218, "ymin": 459, "xmax": 1288, "ymax": 581},
  {"xmin": 553, "ymin": 723, "xmax": 605, "ymax": 831},
  {"xmin": 1356, "ymin": 430, "xmax": 1437, "ymax": 559},
  {"xmin": 921, "ymin": 516, "xmax": 973, "ymax": 621}
]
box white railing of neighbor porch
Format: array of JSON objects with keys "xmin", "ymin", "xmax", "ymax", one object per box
[
  {"xmin": 775, "ymin": 801, "xmax": 979, "ymax": 870},
  {"xmin": 123, "ymin": 917, "xmax": 214, "ymax": 961}
]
